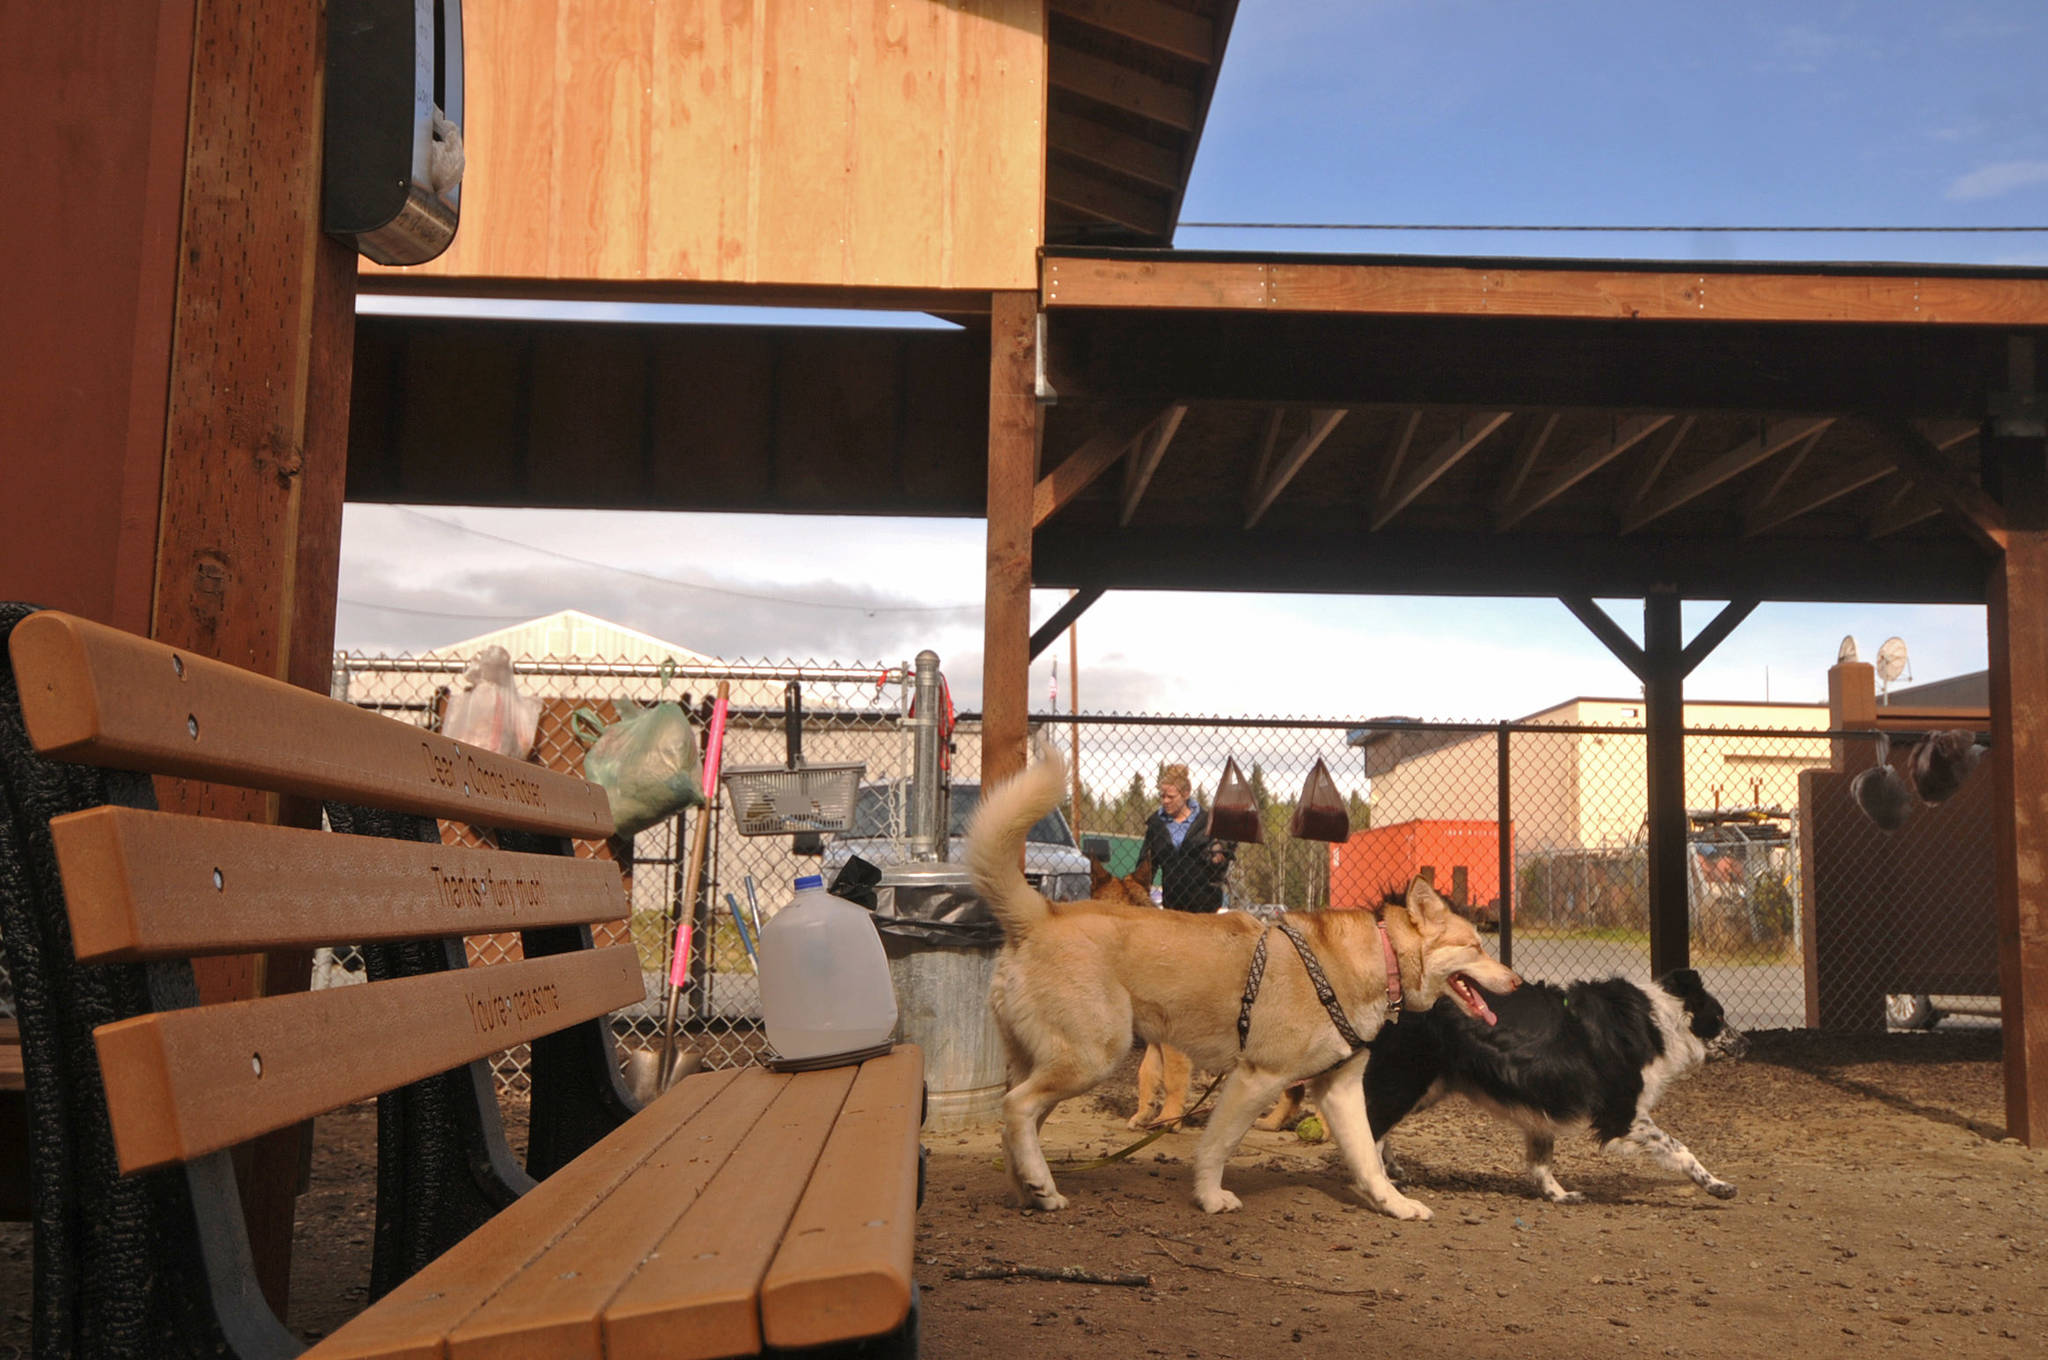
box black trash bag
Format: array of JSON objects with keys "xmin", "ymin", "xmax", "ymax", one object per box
[
  {"xmin": 833, "ymin": 855, "xmax": 1007, "ymax": 947},
  {"xmin": 829, "ymin": 855, "xmax": 884, "ymax": 910}
]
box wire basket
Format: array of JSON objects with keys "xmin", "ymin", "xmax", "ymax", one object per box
[{"xmin": 721, "ymin": 762, "xmax": 865, "ymax": 835}]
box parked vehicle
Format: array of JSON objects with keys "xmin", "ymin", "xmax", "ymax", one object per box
[{"xmin": 822, "ymin": 781, "xmax": 1091, "ymax": 901}]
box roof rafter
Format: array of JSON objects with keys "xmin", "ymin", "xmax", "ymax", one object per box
[
  {"xmin": 1743, "ymin": 451, "xmax": 1891, "ymax": 536},
  {"xmin": 1744, "ymin": 425, "xmax": 1825, "ymax": 515},
  {"xmin": 1621, "ymin": 416, "xmax": 1834, "ymax": 533},
  {"xmin": 1496, "ymin": 414, "xmax": 1671, "ymax": 530},
  {"xmin": 1487, "ymin": 412, "xmax": 1560, "ymax": 521},
  {"xmin": 1618, "ymin": 415, "xmax": 1695, "ymax": 515},
  {"xmin": 1119, "ymin": 404, "xmax": 1189, "ymax": 526},
  {"xmin": 1867, "ymin": 484, "xmax": 1942, "ymax": 540},
  {"xmin": 1046, "ymin": 161, "xmax": 1171, "ymax": 238},
  {"xmin": 1032, "ymin": 408, "xmax": 1171, "ymax": 527},
  {"xmin": 1242, "ymin": 406, "xmax": 1287, "ymax": 506},
  {"xmin": 1371, "ymin": 411, "xmax": 1511, "ymax": 530},
  {"xmin": 1050, "ymin": 0, "xmax": 1216, "ymax": 64},
  {"xmin": 1047, "ymin": 111, "xmax": 1182, "ymax": 191},
  {"xmin": 1375, "ymin": 409, "xmax": 1425, "ymax": 508},
  {"xmin": 1862, "ymin": 418, "xmax": 2007, "ymax": 553},
  {"xmin": 1862, "ymin": 424, "xmax": 1979, "ymax": 540},
  {"xmin": 1245, "ymin": 408, "xmax": 1347, "ymax": 528},
  {"xmin": 1049, "ymin": 49, "xmax": 1197, "ymax": 130}
]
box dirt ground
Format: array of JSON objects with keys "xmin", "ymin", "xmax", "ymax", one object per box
[{"xmin": 4, "ymin": 1029, "xmax": 2045, "ymax": 1359}]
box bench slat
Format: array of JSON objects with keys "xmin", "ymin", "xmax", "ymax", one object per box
[
  {"xmin": 306, "ymin": 1068, "xmax": 744, "ymax": 1360},
  {"xmin": 0, "ymin": 1020, "xmax": 20, "ymax": 1092},
  {"xmin": 10, "ymin": 611, "xmax": 613, "ymax": 838},
  {"xmin": 53, "ymin": 806, "xmax": 629, "ymax": 961},
  {"xmin": 447, "ymin": 1067, "xmax": 825, "ymax": 1360},
  {"xmin": 601, "ymin": 1067, "xmax": 862, "ymax": 1360},
  {"xmin": 760, "ymin": 1047, "xmax": 923, "ymax": 1349},
  {"xmin": 94, "ymin": 947, "xmax": 644, "ymax": 1173}
]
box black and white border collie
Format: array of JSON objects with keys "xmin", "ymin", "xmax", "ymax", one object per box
[{"xmin": 1365, "ymin": 969, "xmax": 1746, "ymax": 1203}]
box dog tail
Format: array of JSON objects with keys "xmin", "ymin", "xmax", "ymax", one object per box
[{"xmin": 965, "ymin": 738, "xmax": 1066, "ymax": 939}]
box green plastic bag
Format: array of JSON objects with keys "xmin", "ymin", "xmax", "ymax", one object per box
[{"xmin": 577, "ymin": 698, "xmax": 706, "ymax": 837}]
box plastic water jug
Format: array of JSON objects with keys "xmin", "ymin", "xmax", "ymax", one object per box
[{"xmin": 758, "ymin": 874, "xmax": 898, "ymax": 1063}]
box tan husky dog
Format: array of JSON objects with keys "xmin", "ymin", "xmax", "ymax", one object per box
[{"xmin": 966, "ymin": 743, "xmax": 1520, "ymax": 1220}]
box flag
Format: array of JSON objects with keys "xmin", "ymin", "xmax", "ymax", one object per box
[{"xmin": 1049, "ymin": 658, "xmax": 1058, "ymax": 707}]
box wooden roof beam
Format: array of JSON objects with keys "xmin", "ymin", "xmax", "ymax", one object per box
[
  {"xmin": 1049, "ymin": 50, "xmax": 1198, "ymax": 130},
  {"xmin": 1039, "ymin": 254, "xmax": 2048, "ymax": 323},
  {"xmin": 1868, "ymin": 484, "xmax": 1943, "ymax": 540},
  {"xmin": 1618, "ymin": 416, "xmax": 1695, "ymax": 516},
  {"xmin": 1245, "ymin": 409, "xmax": 1348, "ymax": 528},
  {"xmin": 1046, "ymin": 162, "xmax": 1172, "ymax": 238},
  {"xmin": 1029, "ymin": 588, "xmax": 1106, "ymax": 662},
  {"xmin": 1050, "ymin": 0, "xmax": 1216, "ymax": 64},
  {"xmin": 1487, "ymin": 412, "xmax": 1561, "ymax": 522},
  {"xmin": 1745, "ymin": 426, "xmax": 1822, "ymax": 514},
  {"xmin": 1047, "ymin": 111, "xmax": 1182, "ymax": 192},
  {"xmin": 1863, "ymin": 424, "xmax": 1979, "ymax": 540},
  {"xmin": 1862, "ymin": 418, "xmax": 2008, "ymax": 553},
  {"xmin": 1032, "ymin": 408, "xmax": 1170, "ymax": 527},
  {"xmin": 1375, "ymin": 410, "xmax": 1425, "ymax": 509},
  {"xmin": 1496, "ymin": 414, "xmax": 1671, "ymax": 530},
  {"xmin": 1119, "ymin": 404, "xmax": 1189, "ymax": 526},
  {"xmin": 1371, "ymin": 411, "xmax": 1511, "ymax": 530},
  {"xmin": 1242, "ymin": 407, "xmax": 1287, "ymax": 510},
  {"xmin": 1743, "ymin": 448, "xmax": 1890, "ymax": 536},
  {"xmin": 1621, "ymin": 416, "xmax": 1834, "ymax": 533}
]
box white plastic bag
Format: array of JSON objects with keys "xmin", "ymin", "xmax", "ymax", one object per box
[
  {"xmin": 440, "ymin": 646, "xmax": 541, "ymax": 759},
  {"xmin": 580, "ymin": 698, "xmax": 706, "ymax": 837}
]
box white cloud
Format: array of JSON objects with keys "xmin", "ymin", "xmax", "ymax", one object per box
[
  {"xmin": 1945, "ymin": 160, "xmax": 2048, "ymax": 202},
  {"xmin": 338, "ymin": 508, "xmax": 1990, "ymax": 726}
]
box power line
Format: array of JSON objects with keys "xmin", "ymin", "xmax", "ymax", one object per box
[
  {"xmin": 1178, "ymin": 222, "xmax": 2048, "ymax": 233},
  {"xmin": 391, "ymin": 508, "xmax": 980, "ymax": 614}
]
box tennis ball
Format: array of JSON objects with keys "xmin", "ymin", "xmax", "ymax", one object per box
[{"xmin": 1295, "ymin": 1114, "xmax": 1326, "ymax": 1143}]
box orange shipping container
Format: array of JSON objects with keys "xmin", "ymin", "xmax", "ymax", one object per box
[{"xmin": 1328, "ymin": 819, "xmax": 1514, "ymax": 917}]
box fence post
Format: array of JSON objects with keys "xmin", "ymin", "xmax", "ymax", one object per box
[
  {"xmin": 1497, "ymin": 721, "xmax": 1513, "ymax": 968},
  {"xmin": 1645, "ymin": 592, "xmax": 1692, "ymax": 978},
  {"xmin": 908, "ymin": 650, "xmax": 946, "ymax": 860}
]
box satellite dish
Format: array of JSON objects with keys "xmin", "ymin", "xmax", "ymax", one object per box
[
  {"xmin": 1875, "ymin": 637, "xmax": 1911, "ymax": 703},
  {"xmin": 1837, "ymin": 635, "xmax": 1859, "ymax": 664}
]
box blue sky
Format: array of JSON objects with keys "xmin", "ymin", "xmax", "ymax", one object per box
[{"xmin": 339, "ymin": 1, "xmax": 2043, "ymax": 717}]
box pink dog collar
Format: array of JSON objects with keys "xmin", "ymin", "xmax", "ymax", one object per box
[{"xmin": 1378, "ymin": 920, "xmax": 1403, "ymax": 1023}]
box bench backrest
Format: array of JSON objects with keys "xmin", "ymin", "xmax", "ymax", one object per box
[{"xmin": 9, "ymin": 610, "xmax": 636, "ymax": 1175}]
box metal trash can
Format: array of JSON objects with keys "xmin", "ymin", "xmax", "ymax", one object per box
[{"xmin": 870, "ymin": 862, "xmax": 1006, "ymax": 1133}]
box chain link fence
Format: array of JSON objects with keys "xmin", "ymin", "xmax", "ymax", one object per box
[
  {"xmin": 2, "ymin": 657, "xmax": 1998, "ymax": 1093},
  {"xmin": 331, "ymin": 649, "xmax": 943, "ymax": 1083},
  {"xmin": 1009, "ymin": 708, "xmax": 1996, "ymax": 1034}
]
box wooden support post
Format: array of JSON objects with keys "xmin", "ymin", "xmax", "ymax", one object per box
[
  {"xmin": 1643, "ymin": 592, "xmax": 1691, "ymax": 980},
  {"xmin": 1986, "ymin": 427, "xmax": 2048, "ymax": 1144},
  {"xmin": 983, "ymin": 292, "xmax": 1040, "ymax": 789},
  {"xmin": 142, "ymin": 0, "xmax": 357, "ymax": 1312}
]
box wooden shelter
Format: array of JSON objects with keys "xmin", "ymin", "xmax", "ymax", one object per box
[{"xmin": 7, "ymin": 2, "xmax": 2048, "ymax": 1313}]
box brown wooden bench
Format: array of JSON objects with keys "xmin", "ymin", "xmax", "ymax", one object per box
[{"xmin": 0, "ymin": 606, "xmax": 923, "ymax": 1360}]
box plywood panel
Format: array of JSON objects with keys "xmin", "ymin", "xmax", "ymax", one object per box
[
  {"xmin": 649, "ymin": 0, "xmax": 759, "ymax": 281},
  {"xmin": 951, "ymin": 0, "xmax": 1048, "ymax": 286},
  {"xmin": 367, "ymin": 1, "xmax": 1043, "ymax": 292},
  {"xmin": 554, "ymin": 0, "xmax": 654, "ymax": 279},
  {"xmin": 755, "ymin": 0, "xmax": 854, "ymax": 285},
  {"xmin": 466, "ymin": 0, "xmax": 562, "ymax": 281},
  {"xmin": 848, "ymin": 0, "xmax": 949, "ymax": 286}
]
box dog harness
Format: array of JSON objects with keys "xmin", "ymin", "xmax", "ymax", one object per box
[{"xmin": 1236, "ymin": 915, "xmax": 1403, "ymax": 1054}]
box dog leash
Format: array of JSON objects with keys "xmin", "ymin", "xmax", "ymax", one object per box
[{"xmin": 1049, "ymin": 1071, "xmax": 1230, "ymax": 1170}]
